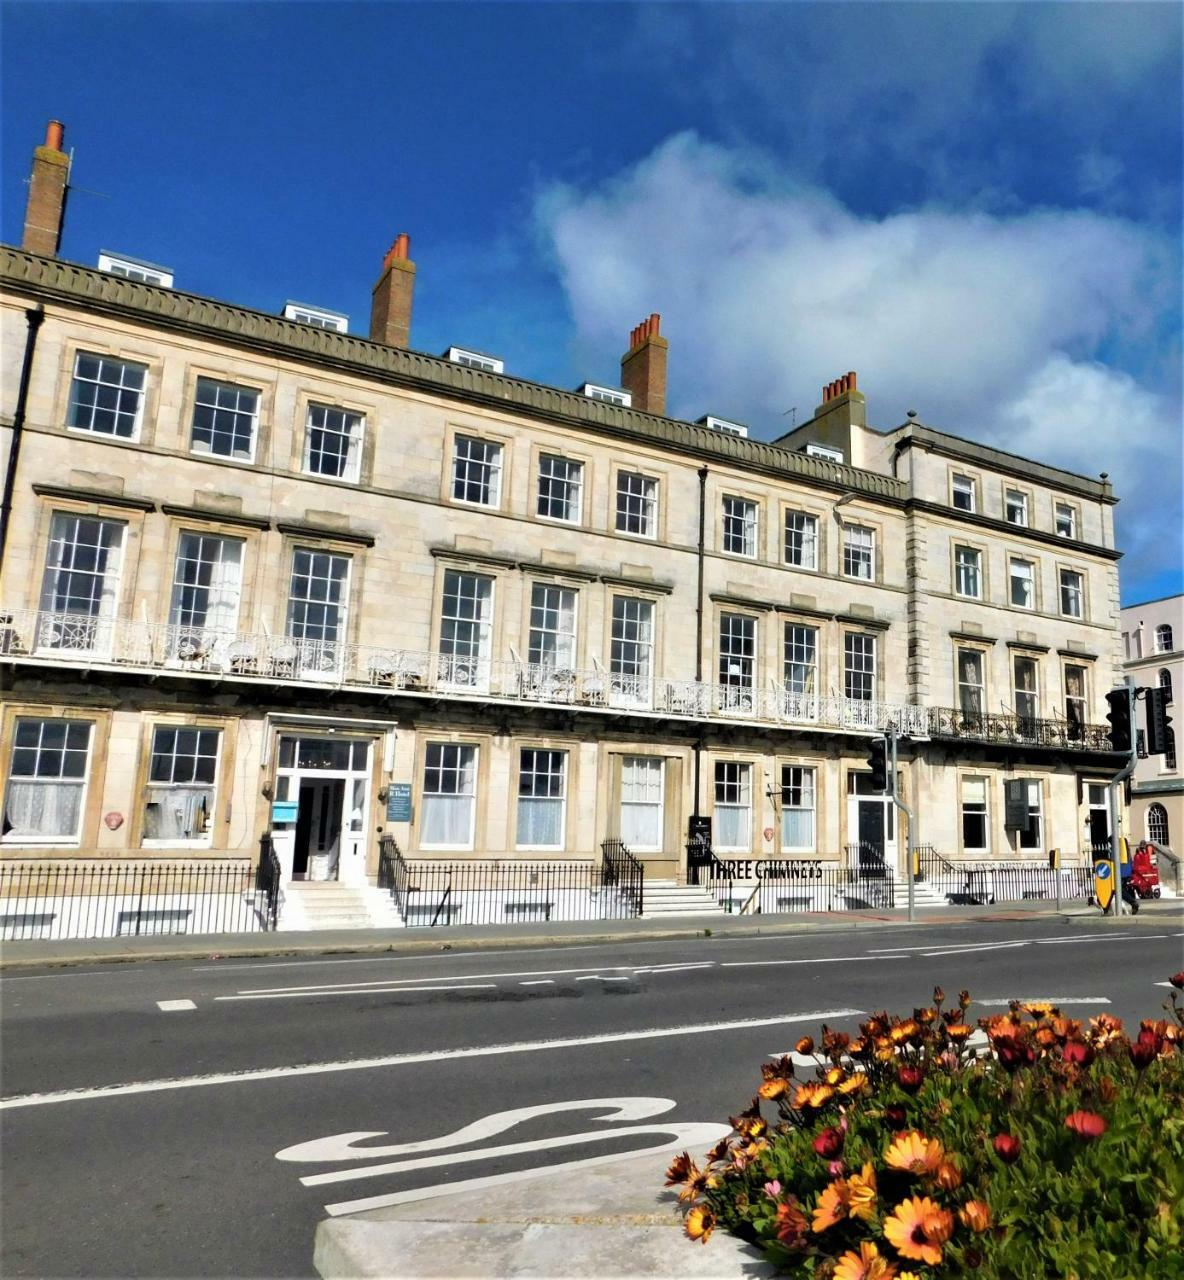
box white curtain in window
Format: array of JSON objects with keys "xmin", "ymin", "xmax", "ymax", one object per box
[
  {"xmin": 782, "ymin": 807, "xmax": 814, "ymax": 849},
  {"xmin": 715, "ymin": 804, "xmax": 749, "ymax": 850},
  {"xmin": 422, "ymin": 796, "xmax": 475, "ymax": 846},
  {"xmin": 143, "ymin": 786, "xmax": 212, "ymax": 840},
  {"xmin": 3, "ymin": 782, "xmax": 83, "ymax": 839},
  {"xmin": 621, "ymin": 801, "xmax": 661, "ymax": 849},
  {"xmin": 517, "ymin": 797, "xmax": 563, "ymax": 847},
  {"xmin": 205, "ymin": 542, "xmax": 242, "ymax": 633}
]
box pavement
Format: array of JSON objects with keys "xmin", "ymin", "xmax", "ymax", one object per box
[{"xmin": 2, "ymin": 894, "xmax": 1179, "ymax": 971}]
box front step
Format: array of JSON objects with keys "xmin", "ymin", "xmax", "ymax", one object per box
[
  {"xmin": 640, "ymin": 879, "xmax": 728, "ymax": 918},
  {"xmin": 894, "ymin": 877, "xmax": 954, "ymax": 908},
  {"xmin": 279, "ymin": 881, "xmax": 405, "ymax": 931}
]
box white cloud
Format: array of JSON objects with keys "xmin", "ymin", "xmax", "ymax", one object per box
[{"xmin": 536, "ymin": 133, "xmax": 1181, "ymax": 585}]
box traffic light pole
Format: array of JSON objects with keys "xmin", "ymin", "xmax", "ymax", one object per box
[
  {"xmin": 888, "ymin": 726, "xmax": 916, "ymax": 924},
  {"xmin": 1105, "ymin": 685, "xmax": 1137, "ymax": 918}
]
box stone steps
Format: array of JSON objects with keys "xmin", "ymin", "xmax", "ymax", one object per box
[
  {"xmin": 640, "ymin": 879, "xmax": 728, "ymax": 918},
  {"xmin": 279, "ymin": 881, "xmax": 405, "ymax": 931}
]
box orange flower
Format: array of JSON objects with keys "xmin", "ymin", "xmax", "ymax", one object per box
[
  {"xmin": 834, "ymin": 1240, "xmax": 899, "ymax": 1280},
  {"xmin": 704, "ymin": 1136, "xmax": 732, "ymax": 1165},
  {"xmin": 883, "ymin": 1196, "xmax": 954, "ymax": 1266},
  {"xmin": 758, "ymin": 1077, "xmax": 790, "ymax": 1100},
  {"xmin": 796, "ymin": 1035, "xmax": 816, "ymax": 1055},
  {"xmin": 933, "ymin": 1160, "xmax": 962, "ymax": 1191},
  {"xmin": 825, "ymin": 1066, "xmax": 847, "ymax": 1086},
  {"xmin": 838, "ymin": 1073, "xmax": 870, "ymax": 1098},
  {"xmin": 793, "ymin": 1082, "xmax": 836, "ymax": 1109},
  {"xmin": 665, "ymin": 1152, "xmax": 694, "ymax": 1186},
  {"xmin": 847, "ymin": 1162, "xmax": 878, "ymax": 1222},
  {"xmin": 811, "ymin": 1180, "xmax": 851, "ymax": 1232},
  {"xmin": 1023, "ymin": 1000, "xmax": 1056, "ymax": 1017},
  {"xmin": 1064, "ymin": 1110, "xmax": 1107, "ymax": 1139},
  {"xmin": 885, "ymin": 1131, "xmax": 945, "ymax": 1175},
  {"xmin": 959, "ymin": 1200, "xmax": 993, "ymax": 1232},
  {"xmin": 685, "ymin": 1205, "xmax": 715, "ymax": 1243},
  {"xmin": 946, "ymin": 1023, "xmax": 973, "ymax": 1043},
  {"xmin": 774, "ymin": 1198, "xmax": 809, "ymax": 1248}
]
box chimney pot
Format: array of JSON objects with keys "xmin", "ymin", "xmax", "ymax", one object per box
[
  {"xmin": 847, "ymin": 370, "xmax": 857, "ymax": 390},
  {"xmin": 22, "ymin": 119, "xmax": 70, "ymax": 256},
  {"xmin": 621, "ymin": 312, "xmax": 669, "ymax": 415},
  {"xmin": 370, "ymin": 232, "xmax": 416, "ymax": 347},
  {"xmin": 45, "ymin": 120, "xmax": 64, "ymax": 151}
]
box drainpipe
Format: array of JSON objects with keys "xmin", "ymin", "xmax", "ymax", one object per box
[
  {"xmin": 692, "ymin": 465, "xmax": 708, "ymax": 819},
  {"xmin": 0, "ymin": 306, "xmax": 45, "ymax": 569}
]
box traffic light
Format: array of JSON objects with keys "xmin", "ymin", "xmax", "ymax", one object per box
[
  {"xmin": 867, "ymin": 737, "xmax": 890, "ymax": 792},
  {"xmin": 1144, "ymin": 686, "xmax": 1174, "ymax": 756},
  {"xmin": 1105, "ymin": 687, "xmax": 1133, "ymax": 753}
]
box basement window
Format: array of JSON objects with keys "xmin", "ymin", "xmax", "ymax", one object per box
[
  {"xmin": 283, "ymin": 302, "xmax": 348, "ymax": 333},
  {"xmin": 579, "ymin": 383, "xmax": 632, "ymax": 407},
  {"xmin": 97, "ymin": 251, "xmax": 174, "ymax": 288},
  {"xmin": 445, "ymin": 347, "xmax": 505, "ymax": 374}
]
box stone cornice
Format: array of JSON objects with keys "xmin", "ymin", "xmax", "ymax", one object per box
[{"xmin": 32, "ymin": 482, "xmax": 154, "ymax": 511}]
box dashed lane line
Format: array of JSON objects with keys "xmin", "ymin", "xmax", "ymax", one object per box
[
  {"xmin": 216, "ymin": 984, "xmax": 497, "ymax": 1002},
  {"xmin": 721, "ymin": 956, "xmax": 909, "ymax": 968},
  {"xmin": 156, "ymin": 1000, "xmax": 196, "ymax": 1012},
  {"xmin": 0, "ymin": 1009, "xmax": 863, "ymax": 1110}
]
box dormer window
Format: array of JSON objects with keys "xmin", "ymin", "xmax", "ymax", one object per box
[
  {"xmin": 805, "ymin": 442, "xmax": 844, "ymax": 462},
  {"xmin": 580, "ymin": 383, "xmax": 632, "ymax": 407},
  {"xmin": 97, "ymin": 251, "xmax": 173, "ymax": 288},
  {"xmin": 283, "ymin": 302, "xmax": 348, "ymax": 333},
  {"xmin": 445, "ymin": 347, "xmax": 504, "ymax": 374},
  {"xmin": 697, "ymin": 415, "xmax": 749, "ymax": 438}
]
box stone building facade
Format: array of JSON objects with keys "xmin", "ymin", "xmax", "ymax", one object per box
[
  {"xmin": 1122, "ymin": 593, "xmax": 1182, "ymax": 852},
  {"xmin": 0, "ymin": 124, "xmax": 1126, "ymax": 895}
]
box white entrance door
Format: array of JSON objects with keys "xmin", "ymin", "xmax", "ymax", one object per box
[
  {"xmin": 847, "ymin": 774, "xmax": 898, "ymax": 872},
  {"xmin": 273, "ymin": 736, "xmax": 373, "ymax": 886}
]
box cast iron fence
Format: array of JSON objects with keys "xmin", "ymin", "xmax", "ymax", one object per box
[
  {"xmin": 377, "ymin": 849, "xmax": 642, "ymax": 927},
  {"xmin": 255, "ymin": 836, "xmax": 282, "ymax": 930},
  {"xmin": 601, "ymin": 839, "xmax": 645, "ymax": 917},
  {"xmin": 702, "ymin": 861, "xmax": 897, "ymax": 914},
  {"xmin": 0, "ymin": 859, "xmax": 269, "ymax": 941},
  {"xmin": 916, "ymin": 849, "xmax": 1093, "ymax": 905}
]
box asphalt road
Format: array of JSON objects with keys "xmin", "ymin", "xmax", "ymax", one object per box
[{"xmin": 2, "ymin": 916, "xmax": 1181, "ymax": 1278}]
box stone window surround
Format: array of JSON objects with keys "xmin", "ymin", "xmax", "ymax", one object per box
[
  {"xmin": 780, "ymin": 500, "xmax": 827, "ymax": 573},
  {"xmin": 957, "ymin": 771, "xmax": 992, "ymax": 856},
  {"xmin": 158, "ymin": 514, "xmax": 263, "ymax": 637},
  {"xmin": 53, "ymin": 336, "xmax": 163, "ymax": 448},
  {"xmin": 710, "ymin": 753, "xmax": 759, "ymax": 855},
  {"xmin": 610, "ymin": 461, "xmax": 665, "ymax": 542},
  {"xmin": 1056, "ymin": 561, "xmax": 1089, "ymax": 621},
  {"xmin": 289, "ymin": 384, "xmax": 379, "ymax": 487},
  {"xmin": 951, "ymin": 537, "xmax": 989, "ymax": 601},
  {"xmin": 718, "ymin": 482, "xmax": 765, "ymax": 560},
  {"xmin": 510, "ymin": 734, "xmax": 580, "ymax": 853},
  {"xmin": 179, "ymin": 360, "xmax": 274, "ymax": 468},
  {"xmin": 947, "ymin": 464, "xmax": 983, "ymax": 514},
  {"xmin": 277, "ymin": 531, "xmax": 367, "ymax": 650},
  {"xmin": 529, "ymin": 440, "xmax": 593, "ymax": 529},
  {"xmin": 412, "ymin": 731, "xmax": 490, "ymax": 855},
  {"xmin": 129, "ymin": 712, "xmax": 237, "ymax": 849}
]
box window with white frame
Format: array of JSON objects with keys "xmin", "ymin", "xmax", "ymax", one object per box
[
  {"xmin": 536, "ymin": 455, "xmax": 583, "ymax": 523},
  {"xmin": 714, "ymin": 761, "xmax": 752, "ymax": 851},
  {"xmin": 67, "ymin": 352, "xmax": 147, "ymax": 439},
  {"xmin": 1055, "ymin": 503, "xmax": 1076, "ymax": 538},
  {"xmin": 954, "ymin": 546, "xmax": 982, "ymax": 598},
  {"xmin": 1016, "ymin": 778, "xmax": 1043, "ymax": 849},
  {"xmin": 615, "ymin": 471, "xmax": 657, "ymax": 537},
  {"xmin": 844, "ymin": 633, "xmax": 876, "ymax": 702},
  {"xmin": 619, "ymin": 756, "xmax": 663, "ymax": 850},
  {"xmin": 1165, "ymin": 728, "xmax": 1177, "ymax": 771},
  {"xmin": 421, "ymin": 743, "xmax": 477, "ymax": 848},
  {"xmin": 191, "ymin": 378, "xmax": 259, "ymax": 460},
  {"xmin": 2, "ymin": 718, "xmax": 93, "ymax": 843},
  {"xmin": 517, "ymin": 748, "xmax": 567, "ymax": 849},
  {"xmin": 1009, "ymin": 558, "xmax": 1035, "ymax": 609},
  {"xmin": 952, "ymin": 474, "xmax": 976, "ymax": 512},
  {"xmin": 286, "ymin": 550, "xmax": 350, "ymax": 669},
  {"xmin": 39, "ymin": 514, "xmax": 125, "ymax": 653},
  {"xmin": 957, "ymin": 649, "xmax": 985, "ymax": 721},
  {"xmin": 610, "ymin": 596, "xmax": 654, "ymax": 695},
  {"xmin": 1005, "ymin": 489, "xmax": 1029, "ymax": 526},
  {"xmin": 1159, "ymin": 667, "xmax": 1173, "ymax": 704},
  {"xmin": 304, "ymin": 404, "xmax": 364, "ymax": 482},
  {"xmin": 528, "ymin": 583, "xmax": 576, "ymax": 670},
  {"xmin": 718, "ymin": 614, "xmax": 755, "ymax": 703},
  {"xmin": 783, "ymin": 623, "xmax": 818, "ymax": 712},
  {"xmin": 169, "ymin": 533, "xmax": 242, "ymax": 649},
  {"xmin": 784, "ymin": 511, "xmax": 818, "ymax": 570},
  {"xmin": 1065, "ymin": 664, "xmax": 1088, "ymax": 738},
  {"xmin": 961, "ymin": 777, "xmax": 989, "ymax": 852},
  {"xmin": 451, "ymin": 435, "xmax": 503, "ymax": 506},
  {"xmin": 1155, "ymin": 624, "xmax": 1174, "ymax": 654},
  {"xmin": 843, "ymin": 524, "xmax": 874, "ymax": 580},
  {"xmin": 440, "ymin": 570, "xmax": 493, "ymax": 687},
  {"xmin": 722, "ymin": 497, "xmax": 757, "ymax": 558},
  {"xmin": 1059, "ymin": 568, "xmax": 1084, "ymax": 618},
  {"xmin": 781, "ymin": 764, "xmax": 816, "ymax": 851},
  {"xmin": 143, "ymin": 726, "xmax": 220, "ymax": 843},
  {"xmin": 1013, "ymin": 655, "xmax": 1039, "ymax": 725},
  {"xmin": 1147, "ymin": 802, "xmax": 1169, "ymax": 846}
]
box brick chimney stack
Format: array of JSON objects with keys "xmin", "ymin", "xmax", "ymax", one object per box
[
  {"xmin": 815, "ymin": 369, "xmax": 866, "ymax": 428},
  {"xmin": 22, "ymin": 120, "xmax": 70, "ymax": 257},
  {"xmin": 620, "ymin": 313, "xmax": 668, "ymax": 416},
  {"xmin": 368, "ymin": 233, "xmax": 416, "ymax": 348}
]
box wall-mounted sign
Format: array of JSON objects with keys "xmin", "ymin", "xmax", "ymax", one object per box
[
  {"xmin": 271, "ymin": 800, "xmax": 299, "ymax": 824},
  {"xmin": 386, "ymin": 783, "xmax": 413, "ymax": 823}
]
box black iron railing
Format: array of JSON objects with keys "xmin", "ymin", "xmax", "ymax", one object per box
[
  {"xmin": 256, "ymin": 836, "xmax": 282, "ymax": 930},
  {"xmin": 378, "ymin": 855, "xmax": 643, "ymax": 927},
  {"xmin": 717, "ymin": 862, "xmax": 896, "ymax": 914},
  {"xmin": 601, "ymin": 839, "xmax": 645, "ymax": 918},
  {"xmin": 0, "ymin": 859, "xmax": 267, "ymax": 941},
  {"xmin": 844, "ymin": 843, "xmax": 892, "ymax": 878},
  {"xmin": 917, "ymin": 856, "xmax": 1093, "ymax": 906},
  {"xmin": 925, "ymin": 707, "xmax": 1111, "ymax": 751},
  {"xmin": 916, "ymin": 843, "xmax": 957, "ymax": 884}
]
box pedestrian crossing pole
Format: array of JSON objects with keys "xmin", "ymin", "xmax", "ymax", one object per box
[
  {"xmin": 1106, "ymin": 683, "xmax": 1138, "ymax": 918},
  {"xmin": 887, "ymin": 725, "xmax": 916, "ymax": 923}
]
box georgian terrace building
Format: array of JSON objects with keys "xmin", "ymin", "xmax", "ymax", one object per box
[{"xmin": 0, "ymin": 125, "xmax": 1125, "ymax": 901}]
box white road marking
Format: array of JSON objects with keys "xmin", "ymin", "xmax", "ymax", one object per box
[
  {"xmin": 519, "ymin": 980, "xmax": 555, "ymax": 987},
  {"xmin": 189, "ymin": 942, "xmax": 616, "ymax": 973},
  {"xmin": 916, "ymin": 942, "xmax": 1027, "ymax": 957},
  {"xmin": 0, "ymin": 1009, "xmax": 861, "ymax": 1110},
  {"xmin": 156, "ymin": 999, "xmax": 196, "ymax": 1012},
  {"xmin": 1034, "ymin": 933, "xmax": 1171, "ymax": 945},
  {"xmin": 632, "ymin": 963, "xmax": 715, "ymax": 974},
  {"xmin": 977, "ymin": 997, "xmax": 1111, "ymax": 1006},
  {"xmin": 322, "ymin": 1123, "xmax": 730, "ymax": 1217},
  {"xmin": 722, "ymin": 956, "xmax": 907, "ymax": 967},
  {"xmin": 215, "ymin": 984, "xmax": 496, "ymax": 1002}
]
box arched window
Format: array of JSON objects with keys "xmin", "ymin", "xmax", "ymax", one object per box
[
  {"xmin": 1159, "ymin": 668, "xmax": 1173, "ymax": 704},
  {"xmin": 1146, "ymin": 803, "xmax": 1169, "ymax": 846},
  {"xmin": 1166, "ymin": 727, "xmax": 1177, "ymax": 771},
  {"xmin": 1155, "ymin": 623, "xmax": 1174, "ymax": 654}
]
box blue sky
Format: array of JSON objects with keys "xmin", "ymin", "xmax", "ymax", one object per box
[{"xmin": 3, "ymin": 1, "xmax": 1181, "ymax": 603}]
